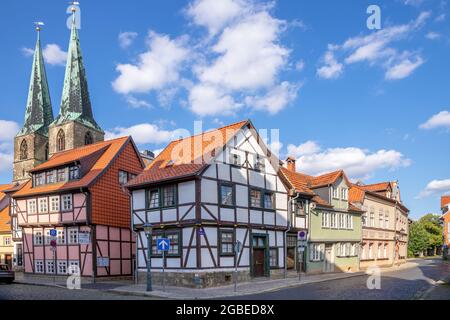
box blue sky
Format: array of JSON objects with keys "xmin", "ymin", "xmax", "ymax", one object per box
[{"xmin": 0, "ymin": 0, "xmax": 449, "ymax": 220}]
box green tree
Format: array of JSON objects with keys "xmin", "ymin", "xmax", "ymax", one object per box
[
  {"xmin": 419, "ymin": 214, "xmax": 443, "ymax": 253},
  {"xmin": 408, "ymin": 222, "xmax": 430, "ymax": 257}
]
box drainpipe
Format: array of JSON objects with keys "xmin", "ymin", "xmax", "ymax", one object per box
[{"xmin": 285, "ymin": 192, "xmax": 300, "ymax": 278}]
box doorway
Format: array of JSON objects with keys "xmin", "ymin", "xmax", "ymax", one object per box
[
  {"xmin": 5, "ymin": 255, "xmax": 12, "ymax": 270},
  {"xmin": 323, "ymin": 244, "xmax": 334, "ymax": 273},
  {"xmin": 251, "ymin": 234, "xmax": 268, "ymax": 277}
]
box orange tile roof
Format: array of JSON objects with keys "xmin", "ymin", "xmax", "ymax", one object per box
[
  {"xmin": 0, "ymin": 184, "xmax": 15, "ymax": 203},
  {"xmin": 349, "ymin": 185, "xmax": 365, "ymax": 203},
  {"xmin": 359, "ymin": 182, "xmax": 391, "ymax": 192},
  {"xmin": 442, "ymin": 196, "xmax": 450, "ymax": 209},
  {"xmin": 0, "ymin": 206, "xmax": 11, "ymax": 233},
  {"xmin": 309, "ymin": 170, "xmax": 350, "ymax": 188},
  {"xmin": 279, "ymin": 167, "xmax": 315, "ymax": 196},
  {"xmin": 13, "ymin": 137, "xmax": 131, "ymax": 198},
  {"xmin": 127, "ymin": 120, "xmax": 249, "ymax": 188}
]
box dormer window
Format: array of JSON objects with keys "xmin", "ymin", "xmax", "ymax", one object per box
[
  {"xmin": 332, "ymin": 187, "xmax": 339, "ymax": 199},
  {"xmin": 341, "ymin": 188, "xmax": 348, "ymax": 200},
  {"xmin": 69, "ymin": 166, "xmax": 80, "ymax": 180}
]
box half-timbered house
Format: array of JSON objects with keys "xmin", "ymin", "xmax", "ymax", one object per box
[
  {"xmin": 126, "ymin": 120, "xmax": 289, "ymax": 288},
  {"xmin": 10, "ymin": 137, "xmax": 144, "ymax": 278}
]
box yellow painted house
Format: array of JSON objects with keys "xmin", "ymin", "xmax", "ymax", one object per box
[{"xmin": 0, "ymin": 184, "xmax": 14, "ymax": 268}]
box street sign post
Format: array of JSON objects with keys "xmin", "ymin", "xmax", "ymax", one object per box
[
  {"xmin": 234, "ymin": 240, "xmax": 242, "ymax": 293},
  {"xmin": 157, "ymin": 238, "xmax": 170, "ymax": 292},
  {"xmin": 49, "ymin": 230, "xmax": 57, "ymax": 283},
  {"xmin": 297, "ymin": 232, "xmax": 307, "ymax": 281}
]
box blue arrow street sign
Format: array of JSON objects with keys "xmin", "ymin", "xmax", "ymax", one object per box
[
  {"xmin": 157, "ymin": 238, "xmax": 171, "ymax": 251},
  {"xmin": 50, "ymin": 229, "xmax": 57, "ymax": 237}
]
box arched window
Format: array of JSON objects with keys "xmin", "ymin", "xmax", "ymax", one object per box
[
  {"xmin": 57, "ymin": 130, "xmax": 65, "ymax": 152},
  {"xmin": 20, "ymin": 140, "xmax": 28, "ymax": 160},
  {"xmin": 84, "ymin": 132, "xmax": 93, "ymax": 145}
]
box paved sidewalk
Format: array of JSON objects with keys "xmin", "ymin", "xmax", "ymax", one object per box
[{"xmin": 109, "ymin": 261, "xmax": 417, "ymax": 299}]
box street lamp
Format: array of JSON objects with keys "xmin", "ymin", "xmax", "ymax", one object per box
[{"xmin": 143, "ymin": 223, "xmax": 153, "ymax": 292}]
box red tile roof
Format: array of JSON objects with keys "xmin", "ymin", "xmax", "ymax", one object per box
[
  {"xmin": 358, "ymin": 182, "xmax": 392, "ymax": 192},
  {"xmin": 13, "ymin": 137, "xmax": 132, "ymax": 198},
  {"xmin": 279, "ymin": 167, "xmax": 315, "ymax": 196},
  {"xmin": 349, "ymin": 185, "xmax": 365, "ymax": 203},
  {"xmin": 127, "ymin": 120, "xmax": 249, "ymax": 188},
  {"xmin": 310, "ymin": 170, "xmax": 350, "ymax": 188},
  {"xmin": 0, "ymin": 206, "xmax": 10, "ymax": 233},
  {"xmin": 442, "ymin": 196, "xmax": 450, "ymax": 209}
]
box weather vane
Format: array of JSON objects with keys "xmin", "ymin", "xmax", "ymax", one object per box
[{"xmin": 34, "ymin": 21, "xmax": 44, "ymax": 32}]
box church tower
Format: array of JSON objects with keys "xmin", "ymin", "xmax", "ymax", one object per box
[
  {"xmin": 48, "ymin": 5, "xmax": 104, "ymax": 156},
  {"xmin": 13, "ymin": 25, "xmax": 54, "ymax": 182}
]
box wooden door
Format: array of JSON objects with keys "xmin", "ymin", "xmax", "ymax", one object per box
[
  {"xmin": 5, "ymin": 255, "xmax": 12, "ymax": 270},
  {"xmin": 253, "ymin": 249, "xmax": 266, "ymax": 277}
]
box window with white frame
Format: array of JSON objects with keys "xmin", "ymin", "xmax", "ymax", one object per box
[
  {"xmin": 68, "ymin": 260, "xmax": 80, "ymax": 272},
  {"xmin": 68, "ymin": 229, "xmax": 78, "ymax": 244},
  {"xmin": 368, "ymin": 243, "xmax": 373, "ymax": 259},
  {"xmin": 34, "ymin": 231, "xmax": 43, "ymax": 245},
  {"xmin": 38, "ymin": 198, "xmax": 48, "ymax": 213},
  {"xmin": 379, "ymin": 209, "xmax": 384, "ymax": 228},
  {"xmin": 62, "ymin": 194, "xmax": 73, "ymax": 211},
  {"xmin": 339, "ymin": 214, "xmax": 345, "ymax": 229},
  {"xmin": 346, "ymin": 214, "xmax": 353, "ymax": 229},
  {"xmin": 362, "ymin": 212, "xmax": 368, "ymax": 227},
  {"xmin": 330, "ymin": 213, "xmax": 337, "ymax": 229},
  {"xmin": 35, "ymin": 260, "xmax": 44, "ymax": 273},
  {"xmin": 370, "ymin": 208, "xmax": 375, "ymax": 227},
  {"xmin": 28, "ymin": 199, "xmax": 37, "ymax": 214},
  {"xmin": 385, "ymin": 214, "xmax": 389, "ymax": 229},
  {"xmin": 361, "ymin": 243, "xmax": 366, "ymax": 260},
  {"xmin": 384, "ymin": 243, "xmax": 388, "ymax": 258},
  {"xmin": 351, "ymin": 243, "xmax": 357, "ymax": 256},
  {"xmin": 46, "ymin": 260, "xmax": 55, "ymax": 274},
  {"xmin": 269, "ymin": 248, "xmax": 278, "ymax": 267},
  {"xmin": 57, "ymin": 261, "xmax": 67, "ymax": 275},
  {"xmin": 45, "ymin": 230, "xmax": 52, "ymax": 245},
  {"xmin": 310, "ymin": 244, "xmax": 323, "ymax": 261},
  {"xmin": 378, "ymin": 243, "xmax": 382, "ymax": 258},
  {"xmin": 321, "ymin": 212, "xmax": 330, "ymax": 228},
  {"xmin": 4, "ymin": 237, "xmax": 11, "ymax": 245},
  {"xmin": 332, "ymin": 187, "xmax": 339, "ymax": 199},
  {"xmin": 57, "ymin": 230, "xmax": 66, "ymax": 245},
  {"xmin": 50, "ymin": 196, "xmax": 60, "ymax": 213},
  {"xmin": 341, "ymin": 188, "xmax": 348, "ymax": 200}
]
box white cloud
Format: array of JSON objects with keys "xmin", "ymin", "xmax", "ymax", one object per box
[
  {"xmin": 318, "ymin": 12, "xmax": 430, "ymax": 81},
  {"xmin": 186, "ymin": 0, "xmax": 248, "ymax": 35},
  {"xmin": 418, "ymin": 179, "xmax": 450, "ymax": 198},
  {"xmin": 105, "ymin": 123, "xmax": 188, "ymax": 145},
  {"xmin": 435, "ymin": 13, "xmax": 446, "ymax": 22},
  {"xmin": 112, "ymin": 31, "xmax": 190, "ymax": 94},
  {"xmin": 403, "ymin": 0, "xmax": 425, "ymax": 5},
  {"xmin": 385, "ymin": 54, "xmax": 424, "ymax": 80},
  {"xmin": 419, "ymin": 111, "xmax": 450, "ymax": 130},
  {"xmin": 118, "ymin": 32, "xmax": 138, "ymax": 48},
  {"xmin": 125, "ymin": 96, "xmax": 152, "ymax": 109},
  {"xmin": 42, "ymin": 44, "xmax": 67, "ymax": 66},
  {"xmin": 0, "ymin": 120, "xmax": 19, "ymax": 173},
  {"xmin": 245, "ymin": 82, "xmax": 299, "ymax": 115},
  {"xmin": 22, "ymin": 44, "xmax": 67, "ymax": 66},
  {"xmin": 425, "ymin": 32, "xmax": 441, "ymax": 40},
  {"xmin": 317, "ymin": 51, "xmax": 343, "ymax": 79},
  {"xmin": 295, "ymin": 60, "xmax": 305, "ymax": 72},
  {"xmin": 188, "ymin": 84, "xmax": 242, "ymax": 116},
  {"xmin": 288, "ymin": 141, "xmax": 411, "ymax": 180}
]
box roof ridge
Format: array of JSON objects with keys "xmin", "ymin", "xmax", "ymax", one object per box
[{"xmin": 170, "ymin": 120, "xmax": 248, "ymax": 143}]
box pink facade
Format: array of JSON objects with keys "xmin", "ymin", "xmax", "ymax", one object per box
[{"xmin": 16, "ymin": 191, "xmax": 134, "ymax": 277}]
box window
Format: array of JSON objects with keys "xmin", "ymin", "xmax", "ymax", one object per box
[
  {"xmin": 28, "ymin": 199, "xmax": 37, "ymax": 214},
  {"xmin": 50, "ymin": 196, "xmax": 60, "ymax": 213},
  {"xmin": 219, "ymin": 230, "xmax": 234, "ymax": 256},
  {"xmin": 269, "ymin": 248, "xmax": 278, "ymax": 267},
  {"xmin": 333, "ymin": 187, "xmax": 339, "ymax": 199},
  {"xmin": 385, "ymin": 214, "xmax": 389, "ymax": 229},
  {"xmin": 151, "ymin": 233, "xmax": 163, "ymax": 255},
  {"xmin": 255, "ymin": 155, "xmax": 265, "ymax": 171},
  {"xmin": 330, "ymin": 213, "xmax": 337, "ymax": 228},
  {"xmin": 263, "ymin": 192, "xmax": 275, "ymax": 210},
  {"xmin": 57, "ymin": 130, "xmax": 65, "ymax": 152},
  {"xmin": 147, "ymin": 189, "xmax": 160, "ymax": 209},
  {"xmin": 119, "ymin": 171, "xmax": 128, "ymax": 185},
  {"xmin": 35, "ymin": 173, "xmax": 45, "ymax": 186},
  {"xmin": 362, "ymin": 213, "xmax": 368, "ymax": 227},
  {"xmin": 346, "ymin": 214, "xmax": 353, "ymax": 229},
  {"xmin": 38, "ymin": 198, "xmax": 48, "ymax": 213},
  {"xmin": 369, "ymin": 244, "xmax": 373, "ymax": 259},
  {"xmin": 57, "ymin": 261, "xmax": 67, "ymax": 275},
  {"xmin": 85, "ymin": 132, "xmax": 93, "ymax": 145},
  {"xmin": 68, "ymin": 261, "xmax": 80, "ymax": 271},
  {"xmin": 162, "ymin": 185, "xmax": 177, "ymax": 207},
  {"xmin": 361, "ymin": 243, "xmax": 366, "ymax": 260},
  {"xmin": 62, "ymin": 194, "xmax": 73, "ymax": 211},
  {"xmin": 68, "ymin": 229, "xmax": 78, "ymax": 244},
  {"xmin": 339, "ymin": 214, "xmax": 346, "ymax": 229},
  {"xmin": 370, "ymin": 207, "xmax": 375, "ymax": 227},
  {"xmin": 45, "ymin": 230, "xmax": 52, "ymax": 245},
  {"xmin": 220, "ymin": 184, "xmax": 234, "ymax": 206},
  {"xmin": 230, "ymin": 153, "xmax": 241, "ymax": 166},
  {"xmin": 46, "ymin": 170, "xmax": 55, "ymax": 184},
  {"xmin": 377, "ymin": 243, "xmax": 382, "ymax": 259},
  {"xmin": 4, "ymin": 237, "xmax": 11, "ymax": 245},
  {"xmin": 166, "ymin": 232, "xmax": 180, "ymax": 256},
  {"xmin": 69, "ymin": 166, "xmax": 80, "ymax": 180},
  {"xmin": 384, "ymin": 243, "xmax": 388, "ymax": 258},
  {"xmin": 35, "ymin": 260, "xmax": 44, "ymax": 273},
  {"xmin": 46, "ymin": 260, "xmax": 55, "ymax": 274},
  {"xmin": 322, "ymin": 212, "xmax": 330, "ymax": 228},
  {"xmin": 57, "ymin": 169, "xmax": 66, "ymax": 182},
  {"xmin": 34, "ymin": 232, "xmax": 43, "ymax": 245},
  {"xmin": 341, "ymin": 188, "xmax": 348, "ymax": 200},
  {"xmin": 20, "ymin": 139, "xmax": 28, "ymax": 160},
  {"xmin": 57, "ymin": 230, "xmax": 66, "ymax": 245},
  {"xmin": 250, "ymin": 189, "xmax": 262, "ymax": 208},
  {"xmin": 310, "ymin": 244, "xmax": 323, "ymax": 261},
  {"xmin": 351, "ymin": 244, "xmax": 357, "ymax": 256}
]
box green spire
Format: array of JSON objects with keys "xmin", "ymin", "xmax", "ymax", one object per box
[
  {"xmin": 18, "ymin": 28, "xmax": 54, "ymax": 137},
  {"xmin": 52, "ymin": 12, "xmax": 103, "ymax": 132}
]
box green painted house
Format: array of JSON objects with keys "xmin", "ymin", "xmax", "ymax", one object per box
[{"xmin": 280, "ymin": 161, "xmax": 364, "ymax": 274}]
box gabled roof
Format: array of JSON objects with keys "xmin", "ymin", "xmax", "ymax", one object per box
[
  {"xmin": 349, "ymin": 185, "xmax": 365, "ymax": 204},
  {"xmin": 358, "ymin": 182, "xmax": 392, "ymax": 193},
  {"xmin": 13, "ymin": 137, "xmax": 134, "ymax": 197},
  {"xmin": 127, "ymin": 120, "xmax": 249, "ymax": 188},
  {"xmin": 309, "ymin": 170, "xmax": 350, "ymax": 189},
  {"xmin": 279, "ymin": 167, "xmax": 315, "ymax": 196},
  {"xmin": 442, "ymin": 196, "xmax": 450, "ymax": 210}
]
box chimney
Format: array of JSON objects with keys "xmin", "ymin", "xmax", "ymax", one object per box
[{"xmin": 286, "ymin": 157, "xmax": 296, "ymax": 172}]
